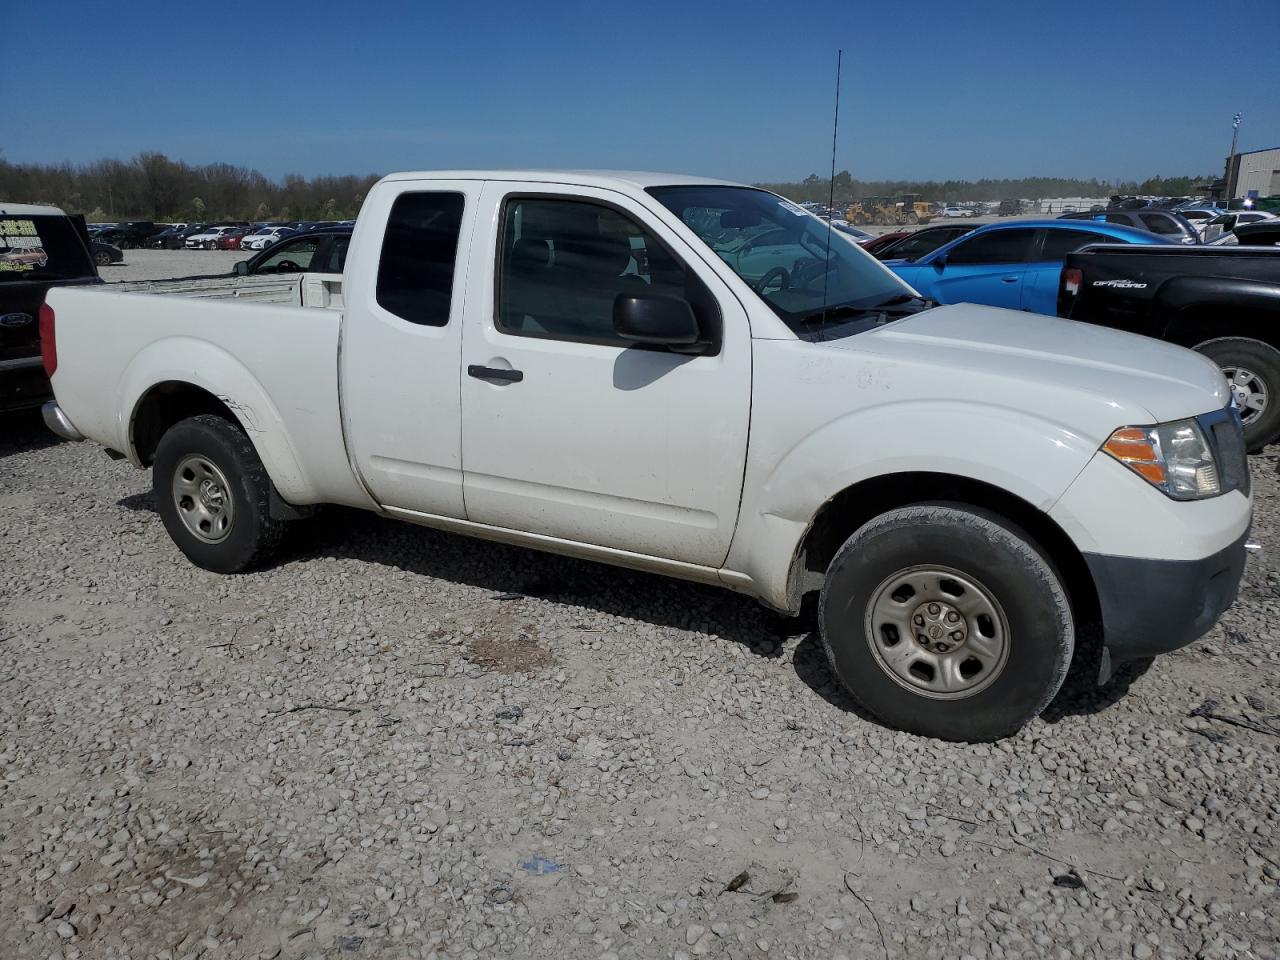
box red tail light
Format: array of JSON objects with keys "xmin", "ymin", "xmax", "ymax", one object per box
[
  {"xmin": 38, "ymin": 302, "xmax": 57, "ymax": 377},
  {"xmin": 1062, "ymin": 267, "xmax": 1083, "ymax": 297}
]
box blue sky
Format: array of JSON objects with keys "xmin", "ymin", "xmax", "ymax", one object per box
[{"xmin": 5, "ymin": 0, "xmax": 1279, "ymax": 183}]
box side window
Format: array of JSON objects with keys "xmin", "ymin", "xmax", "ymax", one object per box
[
  {"xmin": 945, "ymin": 229, "xmax": 1037, "ymax": 265},
  {"xmin": 496, "ymin": 197, "xmax": 715, "ymax": 346},
  {"xmin": 256, "ymin": 237, "xmax": 320, "ymax": 273},
  {"xmin": 376, "ymin": 192, "xmax": 465, "ymax": 327},
  {"xmin": 1038, "ymin": 229, "xmax": 1115, "ymax": 260},
  {"xmin": 310, "ymin": 235, "xmax": 351, "ymax": 274},
  {"xmin": 1139, "ymin": 214, "xmax": 1180, "ymax": 235}
]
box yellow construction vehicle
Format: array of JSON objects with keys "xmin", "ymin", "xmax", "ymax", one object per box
[
  {"xmin": 892, "ymin": 194, "xmax": 933, "ymax": 225},
  {"xmin": 846, "ymin": 196, "xmax": 895, "ymax": 225}
]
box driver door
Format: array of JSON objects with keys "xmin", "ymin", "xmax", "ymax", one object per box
[{"xmin": 458, "ymin": 182, "xmax": 752, "ymax": 567}]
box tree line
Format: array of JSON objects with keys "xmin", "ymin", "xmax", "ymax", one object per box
[
  {"xmin": 0, "ymin": 153, "xmax": 380, "ymax": 222},
  {"xmin": 0, "ymin": 152, "xmax": 1217, "ymax": 222},
  {"xmin": 756, "ymin": 171, "xmax": 1215, "ymax": 205}
]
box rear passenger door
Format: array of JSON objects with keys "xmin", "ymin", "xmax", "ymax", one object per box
[
  {"xmin": 458, "ymin": 182, "xmax": 751, "ymax": 567},
  {"xmin": 340, "ymin": 183, "xmax": 479, "ymax": 517},
  {"xmin": 1021, "ymin": 228, "xmax": 1117, "ymax": 315}
]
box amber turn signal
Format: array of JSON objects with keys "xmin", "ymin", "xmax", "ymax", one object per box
[{"xmin": 1102, "ymin": 427, "xmax": 1167, "ymax": 486}]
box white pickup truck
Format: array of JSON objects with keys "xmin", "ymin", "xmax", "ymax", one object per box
[{"xmin": 41, "ymin": 170, "xmax": 1252, "ymax": 741}]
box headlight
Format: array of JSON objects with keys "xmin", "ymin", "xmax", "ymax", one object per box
[{"xmin": 1102, "ymin": 419, "xmax": 1220, "ymax": 500}]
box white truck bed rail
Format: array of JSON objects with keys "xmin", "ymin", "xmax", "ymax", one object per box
[{"xmin": 107, "ymin": 272, "xmax": 343, "ymax": 309}]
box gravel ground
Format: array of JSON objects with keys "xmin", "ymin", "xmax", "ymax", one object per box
[{"xmin": 2, "ymin": 408, "xmax": 1278, "ymax": 960}]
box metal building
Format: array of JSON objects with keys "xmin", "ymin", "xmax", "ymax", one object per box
[{"xmin": 1226, "ymin": 146, "xmax": 1280, "ymax": 199}]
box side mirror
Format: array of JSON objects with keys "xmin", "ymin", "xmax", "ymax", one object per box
[
  {"xmin": 234, "ymin": 260, "xmax": 249, "ymax": 276},
  {"xmin": 613, "ymin": 293, "xmax": 702, "ymax": 351},
  {"xmin": 931, "ymin": 253, "xmax": 947, "ymax": 269}
]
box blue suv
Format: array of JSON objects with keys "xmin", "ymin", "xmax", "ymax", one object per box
[{"xmin": 884, "ymin": 219, "xmax": 1172, "ymax": 316}]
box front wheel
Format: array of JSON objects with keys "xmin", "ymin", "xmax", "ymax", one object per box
[
  {"xmin": 93, "ymin": 250, "xmax": 112, "ymax": 266},
  {"xmin": 1194, "ymin": 337, "xmax": 1280, "ymax": 451},
  {"xmin": 819, "ymin": 503, "xmax": 1073, "ymax": 741},
  {"xmin": 153, "ymin": 414, "xmax": 287, "ymax": 573}
]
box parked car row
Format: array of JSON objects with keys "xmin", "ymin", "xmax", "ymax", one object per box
[{"xmin": 84, "ymin": 219, "xmax": 357, "ymax": 252}]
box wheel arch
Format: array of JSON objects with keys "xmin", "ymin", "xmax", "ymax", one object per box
[
  {"xmin": 1159, "ymin": 285, "xmax": 1280, "ymax": 350},
  {"xmin": 786, "ymin": 471, "xmax": 1101, "ymax": 632},
  {"xmin": 130, "ymin": 380, "xmax": 243, "ymax": 467}
]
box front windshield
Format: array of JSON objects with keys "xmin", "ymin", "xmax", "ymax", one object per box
[{"xmin": 648, "ymin": 185, "xmax": 915, "ymax": 329}]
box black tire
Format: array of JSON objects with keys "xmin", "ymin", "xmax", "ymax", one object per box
[
  {"xmin": 819, "ymin": 503, "xmax": 1073, "ymax": 742},
  {"xmin": 153, "ymin": 414, "xmax": 287, "ymax": 573},
  {"xmin": 93, "ymin": 251, "xmax": 111, "ymax": 266},
  {"xmin": 1194, "ymin": 337, "xmax": 1280, "ymax": 452}
]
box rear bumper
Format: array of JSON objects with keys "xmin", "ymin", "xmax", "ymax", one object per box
[
  {"xmin": 41, "ymin": 401, "xmax": 84, "ymax": 441},
  {"xmin": 1085, "ymin": 527, "xmax": 1249, "ymax": 663}
]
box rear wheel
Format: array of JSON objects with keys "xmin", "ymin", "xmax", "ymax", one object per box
[
  {"xmin": 819, "ymin": 503, "xmax": 1073, "ymax": 742},
  {"xmin": 153, "ymin": 414, "xmax": 287, "ymax": 573},
  {"xmin": 1194, "ymin": 337, "xmax": 1280, "ymax": 451},
  {"xmin": 93, "ymin": 250, "xmax": 111, "ymax": 266}
]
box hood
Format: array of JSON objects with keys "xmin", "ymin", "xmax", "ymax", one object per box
[{"xmin": 829, "ymin": 303, "xmax": 1228, "ymax": 441}]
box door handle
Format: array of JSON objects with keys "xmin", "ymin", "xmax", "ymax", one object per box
[
  {"xmin": 1001, "ymin": 276, "xmax": 1019, "ymax": 283},
  {"xmin": 468, "ymin": 364, "xmax": 523, "ymax": 384}
]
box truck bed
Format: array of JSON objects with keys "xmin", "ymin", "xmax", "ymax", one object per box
[{"xmin": 44, "ymin": 280, "xmax": 365, "ymax": 508}]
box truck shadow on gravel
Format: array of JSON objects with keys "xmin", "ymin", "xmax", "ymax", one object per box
[
  {"xmin": 117, "ymin": 497, "xmax": 1151, "ymax": 732},
  {"xmin": 115, "ymin": 498, "xmax": 796, "ymax": 660},
  {"xmin": 0, "ymin": 409, "xmax": 62, "ymax": 458},
  {"xmin": 790, "ymin": 628, "xmax": 1152, "ymax": 730}
]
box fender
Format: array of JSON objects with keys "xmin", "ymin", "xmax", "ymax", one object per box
[
  {"xmin": 118, "ymin": 337, "xmax": 315, "ymax": 503},
  {"xmin": 725, "ymin": 400, "xmax": 1099, "ymax": 611},
  {"xmin": 1157, "ymin": 275, "xmax": 1280, "ymax": 339}
]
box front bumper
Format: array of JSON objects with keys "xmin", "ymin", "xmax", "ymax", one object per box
[{"xmin": 1085, "ymin": 527, "xmax": 1249, "ymax": 664}]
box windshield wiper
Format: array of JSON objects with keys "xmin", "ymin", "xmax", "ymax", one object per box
[{"xmin": 794, "ymin": 295, "xmax": 929, "ymax": 327}]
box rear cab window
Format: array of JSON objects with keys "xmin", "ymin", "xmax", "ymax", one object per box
[
  {"xmin": 376, "ymin": 193, "xmax": 466, "ymax": 326},
  {"xmin": 0, "ymin": 215, "xmax": 96, "ymax": 283}
]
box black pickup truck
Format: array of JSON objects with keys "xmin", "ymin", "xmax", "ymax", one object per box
[
  {"xmin": 1058, "ymin": 240, "xmax": 1280, "ymax": 450},
  {"xmin": 1, "ymin": 204, "xmax": 102, "ymax": 414}
]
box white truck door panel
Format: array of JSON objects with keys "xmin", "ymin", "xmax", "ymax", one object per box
[
  {"xmin": 460, "ymin": 182, "xmax": 751, "ymax": 567},
  {"xmin": 340, "ymin": 182, "xmax": 480, "ymax": 516}
]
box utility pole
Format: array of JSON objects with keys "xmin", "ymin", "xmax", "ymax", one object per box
[{"xmin": 1225, "ymin": 112, "xmax": 1242, "ymax": 201}]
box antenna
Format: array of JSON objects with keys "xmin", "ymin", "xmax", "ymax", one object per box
[{"xmin": 819, "ymin": 49, "xmax": 843, "ymax": 340}]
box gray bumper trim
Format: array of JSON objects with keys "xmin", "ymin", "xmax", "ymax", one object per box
[
  {"xmin": 1085, "ymin": 528, "xmax": 1249, "ymax": 663},
  {"xmin": 42, "ymin": 401, "xmax": 85, "ymax": 442}
]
